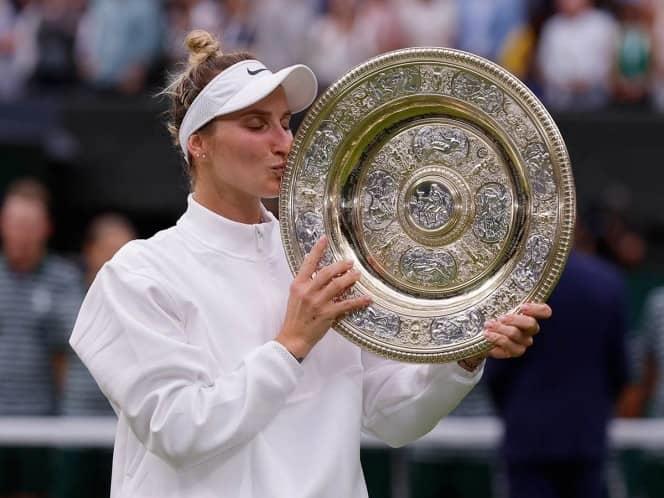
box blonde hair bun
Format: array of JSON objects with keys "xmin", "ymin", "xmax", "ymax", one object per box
[{"xmin": 185, "ymin": 29, "xmax": 222, "ymax": 66}]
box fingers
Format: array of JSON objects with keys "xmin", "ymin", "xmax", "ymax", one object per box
[
  {"xmin": 297, "ymin": 236, "xmax": 328, "ymax": 282},
  {"xmin": 519, "ymin": 302, "xmax": 552, "ymax": 320},
  {"xmin": 311, "ymin": 259, "xmax": 355, "ymax": 291},
  {"xmin": 329, "ymin": 295, "xmax": 372, "ymax": 318},
  {"xmin": 482, "ymin": 303, "xmax": 551, "ymax": 359},
  {"xmin": 486, "ymin": 347, "xmax": 513, "ymax": 360},
  {"xmin": 318, "ymin": 268, "xmax": 361, "ymax": 301},
  {"xmin": 498, "ymin": 313, "xmax": 540, "ymax": 336},
  {"xmin": 483, "ymin": 319, "xmax": 533, "ymax": 358}
]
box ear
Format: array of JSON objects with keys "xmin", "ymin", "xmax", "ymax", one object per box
[{"xmin": 187, "ymin": 132, "xmax": 206, "ymax": 160}]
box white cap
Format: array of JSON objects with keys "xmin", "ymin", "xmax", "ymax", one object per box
[{"xmin": 178, "ymin": 59, "xmax": 318, "ymax": 160}]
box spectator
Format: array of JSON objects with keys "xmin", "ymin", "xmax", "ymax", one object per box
[
  {"xmin": 0, "ymin": 0, "xmax": 39, "ymax": 99},
  {"xmin": 303, "ymin": 0, "xmax": 378, "ymax": 88},
  {"xmin": 75, "ymin": 0, "xmax": 164, "ymax": 95},
  {"xmin": 251, "ymin": 0, "xmax": 317, "ymax": 69},
  {"xmin": 498, "ymin": 2, "xmax": 554, "ymax": 87},
  {"xmin": 394, "ymin": 0, "xmax": 457, "ymax": 49},
  {"xmin": 25, "ymin": 0, "xmax": 86, "ymax": 94},
  {"xmin": 458, "ymin": 0, "xmax": 527, "ymax": 60},
  {"xmin": 356, "ymin": 0, "xmax": 404, "ymax": 54},
  {"xmin": 0, "ymin": 178, "xmax": 83, "ymax": 498},
  {"xmin": 219, "ymin": 0, "xmax": 257, "ymax": 52},
  {"xmin": 651, "ymin": 0, "xmax": 664, "ymax": 109},
  {"xmin": 614, "ymin": 0, "xmax": 654, "ymax": 105},
  {"xmin": 53, "ymin": 213, "xmax": 136, "ymax": 498},
  {"xmin": 165, "ymin": 0, "xmax": 225, "ymax": 66},
  {"xmin": 536, "ymin": 0, "xmax": 619, "ymax": 110},
  {"xmin": 486, "ymin": 248, "xmax": 629, "ymax": 498},
  {"xmin": 631, "ymin": 284, "xmax": 664, "ymax": 496}
]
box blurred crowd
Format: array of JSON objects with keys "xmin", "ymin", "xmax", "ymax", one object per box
[
  {"xmin": 0, "ymin": 178, "xmax": 134, "ymax": 498},
  {"xmin": 1, "ymin": 0, "xmax": 664, "ymax": 111}
]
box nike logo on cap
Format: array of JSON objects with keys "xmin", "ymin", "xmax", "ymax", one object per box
[{"xmin": 247, "ymin": 67, "xmax": 268, "ymax": 76}]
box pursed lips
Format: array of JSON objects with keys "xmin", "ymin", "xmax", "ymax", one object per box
[{"xmin": 270, "ymin": 164, "xmax": 285, "ymax": 175}]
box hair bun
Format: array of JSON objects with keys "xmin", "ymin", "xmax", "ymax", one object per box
[{"xmin": 185, "ymin": 29, "xmax": 221, "ymax": 66}]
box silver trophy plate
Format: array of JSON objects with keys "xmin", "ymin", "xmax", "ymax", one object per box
[{"xmin": 280, "ymin": 48, "xmax": 575, "ymax": 363}]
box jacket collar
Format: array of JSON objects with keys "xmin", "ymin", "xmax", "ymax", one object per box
[{"xmin": 176, "ymin": 194, "xmax": 279, "ymax": 259}]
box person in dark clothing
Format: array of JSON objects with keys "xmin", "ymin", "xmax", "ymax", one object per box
[{"xmin": 486, "ymin": 249, "xmax": 629, "ymax": 498}]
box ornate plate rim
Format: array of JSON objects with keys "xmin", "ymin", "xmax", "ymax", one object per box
[{"xmin": 279, "ymin": 47, "xmax": 576, "ymax": 363}]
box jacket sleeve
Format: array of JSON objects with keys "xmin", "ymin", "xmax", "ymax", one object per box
[
  {"xmin": 69, "ymin": 263, "xmax": 302, "ymax": 468},
  {"xmin": 360, "ymin": 350, "xmax": 483, "ymax": 447}
]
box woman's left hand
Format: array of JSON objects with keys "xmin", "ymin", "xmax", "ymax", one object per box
[{"xmin": 483, "ymin": 302, "xmax": 552, "ymax": 359}]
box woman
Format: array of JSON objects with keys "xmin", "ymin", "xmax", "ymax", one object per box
[{"xmin": 70, "ymin": 30, "xmax": 550, "ymax": 498}]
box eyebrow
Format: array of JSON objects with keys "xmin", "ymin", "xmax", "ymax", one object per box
[{"xmin": 238, "ymin": 109, "xmax": 291, "ymax": 119}]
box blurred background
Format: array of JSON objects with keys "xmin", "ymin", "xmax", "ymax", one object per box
[{"xmin": 1, "ymin": 0, "xmax": 664, "ymax": 497}]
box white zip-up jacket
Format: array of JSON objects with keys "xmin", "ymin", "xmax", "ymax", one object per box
[{"xmin": 70, "ymin": 195, "xmax": 482, "ymax": 498}]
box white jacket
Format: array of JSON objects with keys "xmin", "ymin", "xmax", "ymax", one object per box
[{"xmin": 70, "ymin": 195, "xmax": 482, "ymax": 498}]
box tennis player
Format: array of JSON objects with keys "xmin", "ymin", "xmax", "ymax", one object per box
[{"xmin": 70, "ymin": 30, "xmax": 551, "ymax": 498}]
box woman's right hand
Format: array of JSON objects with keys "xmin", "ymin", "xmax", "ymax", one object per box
[{"xmin": 276, "ymin": 236, "xmax": 372, "ymax": 360}]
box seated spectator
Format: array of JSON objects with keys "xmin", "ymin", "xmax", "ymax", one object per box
[
  {"xmin": 165, "ymin": 0, "xmax": 225, "ymax": 66},
  {"xmin": 219, "ymin": 0, "xmax": 257, "ymax": 52},
  {"xmin": 651, "ymin": 0, "xmax": 664, "ymax": 110},
  {"xmin": 536, "ymin": 0, "xmax": 619, "ymax": 111},
  {"xmin": 24, "ymin": 0, "xmax": 86, "ymax": 94},
  {"xmin": 303, "ymin": 0, "xmax": 378, "ymax": 88},
  {"xmin": 75, "ymin": 0, "xmax": 164, "ymax": 95},
  {"xmin": 0, "ymin": 0, "xmax": 38, "ymax": 99},
  {"xmin": 355, "ymin": 0, "xmax": 404, "ymax": 54},
  {"xmin": 0, "ymin": 178, "xmax": 83, "ymax": 498},
  {"xmin": 394, "ymin": 0, "xmax": 457, "ymax": 49},
  {"xmin": 498, "ymin": 2, "xmax": 554, "ymax": 88},
  {"xmin": 458, "ymin": 0, "xmax": 527, "ymax": 60},
  {"xmin": 251, "ymin": 0, "xmax": 317, "ymax": 69},
  {"xmin": 614, "ymin": 0, "xmax": 653, "ymax": 105}
]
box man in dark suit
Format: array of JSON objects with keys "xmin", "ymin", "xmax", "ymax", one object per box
[{"xmin": 486, "ymin": 249, "xmax": 629, "ymax": 498}]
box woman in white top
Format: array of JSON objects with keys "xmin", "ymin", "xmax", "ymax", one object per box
[{"xmin": 70, "ymin": 30, "xmax": 551, "ymax": 498}]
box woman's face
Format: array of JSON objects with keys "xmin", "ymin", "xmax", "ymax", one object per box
[{"xmin": 195, "ymin": 87, "xmax": 293, "ymax": 204}]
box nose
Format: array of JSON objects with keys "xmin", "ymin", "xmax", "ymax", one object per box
[{"xmin": 272, "ymin": 125, "xmax": 293, "ymax": 158}]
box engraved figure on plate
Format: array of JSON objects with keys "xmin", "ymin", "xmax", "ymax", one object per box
[
  {"xmin": 431, "ymin": 310, "xmax": 484, "ymax": 344},
  {"xmin": 295, "ymin": 211, "xmax": 324, "ymax": 253},
  {"xmin": 348, "ymin": 306, "xmax": 400, "ymax": 339},
  {"xmin": 451, "ymin": 72, "xmax": 504, "ymax": 114},
  {"xmin": 524, "ymin": 142, "xmax": 556, "ymax": 198},
  {"xmin": 408, "ymin": 182, "xmax": 454, "ymax": 229},
  {"xmin": 400, "ymin": 247, "xmax": 457, "ymax": 285},
  {"xmin": 514, "ymin": 235, "xmax": 552, "ymax": 290},
  {"xmin": 362, "ymin": 170, "xmax": 398, "ymax": 230},
  {"xmin": 370, "ymin": 67, "xmax": 421, "ymax": 101},
  {"xmin": 413, "ymin": 126, "xmax": 469, "ymax": 164},
  {"xmin": 473, "ymin": 183, "xmax": 511, "ymax": 243},
  {"xmin": 304, "ymin": 123, "xmax": 343, "ymax": 177}
]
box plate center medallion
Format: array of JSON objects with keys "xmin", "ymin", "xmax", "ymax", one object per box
[{"xmin": 406, "ymin": 179, "xmax": 455, "ymax": 231}]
